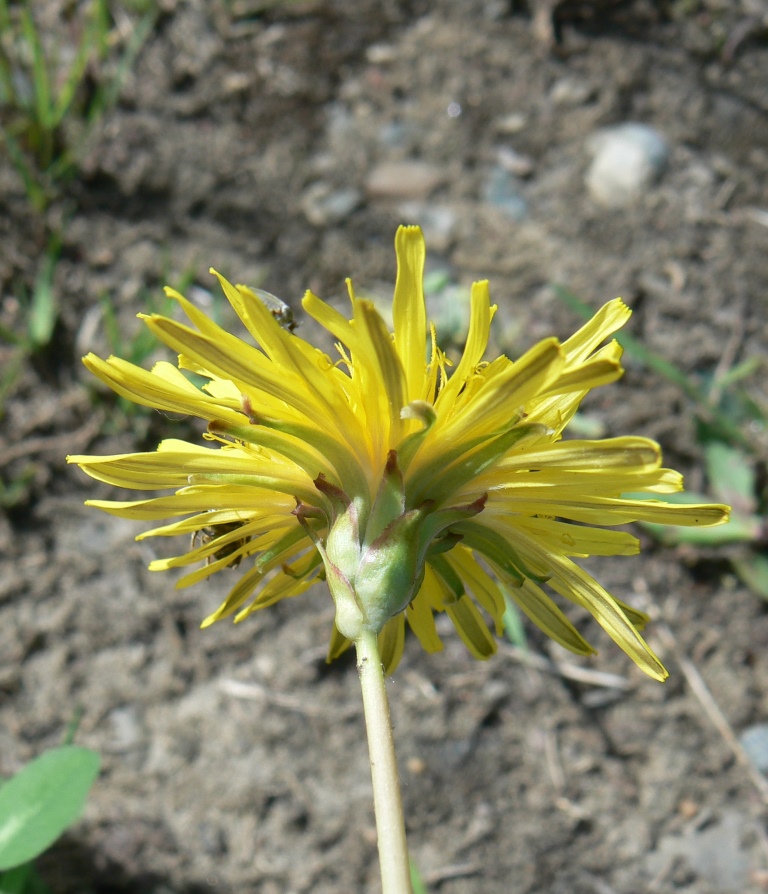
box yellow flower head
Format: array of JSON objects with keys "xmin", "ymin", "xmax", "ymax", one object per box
[{"xmin": 69, "ymin": 226, "xmax": 729, "ymax": 681}]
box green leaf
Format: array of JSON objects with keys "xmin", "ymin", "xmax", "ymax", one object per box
[
  {"xmin": 0, "ymin": 862, "xmax": 33, "ymax": 894},
  {"xmin": 703, "ymin": 440, "xmax": 756, "ymax": 512},
  {"xmin": 0, "ymin": 861, "xmax": 52, "ymax": 894},
  {"xmin": 733, "ymin": 553, "xmax": 768, "ymax": 601},
  {"xmin": 0, "ymin": 746, "xmax": 100, "ymax": 871}
]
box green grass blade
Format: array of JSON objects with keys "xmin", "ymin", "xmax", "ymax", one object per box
[
  {"xmin": 92, "ymin": 5, "xmax": 157, "ymax": 117},
  {"xmin": 61, "ymin": 707, "xmax": 84, "ymax": 747},
  {"xmin": 733, "ymin": 553, "xmax": 768, "ymax": 601},
  {"xmin": 52, "ymin": 0, "xmax": 108, "ymax": 127},
  {"xmin": 19, "ymin": 6, "xmax": 51, "ymax": 130},
  {"xmin": 51, "ymin": 35, "xmax": 92, "ymax": 128},
  {"xmin": 27, "ymin": 235, "xmax": 60, "ymax": 348},
  {"xmin": 410, "ymin": 860, "xmax": 428, "ymax": 894},
  {"xmin": 0, "ymin": 351, "xmax": 25, "ymax": 419},
  {"xmin": 715, "ymin": 356, "xmax": 764, "ymax": 389},
  {"xmin": 502, "ymin": 586, "xmax": 528, "ymax": 648},
  {"xmin": 1, "ymin": 130, "xmax": 47, "ymax": 212},
  {"xmin": 0, "ymin": 1, "xmax": 15, "ymax": 105},
  {"xmin": 98, "ymin": 291, "xmax": 122, "ymax": 355}
]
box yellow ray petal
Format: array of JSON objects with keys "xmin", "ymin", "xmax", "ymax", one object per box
[
  {"xmin": 235, "ymin": 567, "xmax": 320, "ymax": 620},
  {"xmin": 505, "ymin": 516, "xmax": 640, "ymax": 557},
  {"xmin": 561, "ymin": 298, "xmax": 631, "ymax": 364},
  {"xmin": 434, "ymin": 279, "xmax": 494, "ymax": 411},
  {"xmin": 378, "ymin": 614, "xmax": 406, "ymax": 674},
  {"xmin": 354, "ymin": 298, "xmax": 408, "ymax": 454},
  {"xmin": 545, "ymin": 552, "xmax": 668, "ymax": 681},
  {"xmin": 510, "ymin": 579, "xmax": 596, "ymax": 656},
  {"xmin": 83, "ymin": 354, "xmax": 244, "ymax": 422},
  {"xmin": 497, "ymin": 437, "xmax": 661, "ymax": 473},
  {"xmin": 445, "ymin": 594, "xmax": 497, "ymax": 661},
  {"xmin": 392, "ymin": 225, "xmax": 427, "ymax": 404},
  {"xmin": 143, "ymin": 314, "xmax": 337, "ymax": 431},
  {"xmin": 406, "ymin": 579, "xmax": 443, "ymax": 654},
  {"xmin": 444, "ymin": 544, "xmax": 505, "ymax": 632},
  {"xmin": 489, "ymin": 495, "xmax": 729, "ymax": 527},
  {"xmin": 434, "ymin": 338, "xmax": 564, "ymax": 443}
]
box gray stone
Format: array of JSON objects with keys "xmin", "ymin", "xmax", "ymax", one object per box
[
  {"xmin": 645, "ymin": 811, "xmax": 753, "ymax": 893},
  {"xmin": 739, "ymin": 723, "xmax": 768, "ymax": 773},
  {"xmin": 497, "ymin": 146, "xmax": 534, "ymax": 178},
  {"xmin": 585, "ymin": 123, "xmax": 669, "ymax": 208},
  {"xmin": 396, "ymin": 202, "xmax": 458, "ymax": 253},
  {"xmin": 301, "ymin": 183, "xmax": 361, "ymax": 226},
  {"xmin": 481, "ymin": 166, "xmax": 528, "ymax": 220},
  {"xmin": 494, "ymin": 112, "xmax": 527, "ymax": 134},
  {"xmin": 366, "ymin": 161, "xmax": 444, "ymax": 200},
  {"xmin": 550, "ymin": 77, "xmax": 595, "ymax": 107}
]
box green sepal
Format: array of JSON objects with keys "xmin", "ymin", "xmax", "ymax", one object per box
[
  {"xmin": 245, "ymin": 403, "xmax": 370, "ymax": 506},
  {"xmin": 414, "ymin": 494, "xmax": 488, "ymax": 556},
  {"xmin": 355, "ymin": 506, "xmax": 431, "ymax": 631},
  {"xmin": 363, "ymin": 450, "xmax": 406, "ymax": 550},
  {"xmin": 295, "ymin": 489, "xmax": 363, "ymax": 640},
  {"xmin": 425, "ymin": 531, "xmax": 464, "ymax": 557},
  {"xmin": 323, "ymin": 559, "xmax": 364, "ymax": 640},
  {"xmin": 409, "ymin": 423, "xmax": 545, "ymax": 506},
  {"xmin": 313, "ymin": 474, "xmax": 362, "ymax": 584},
  {"xmin": 424, "ymin": 423, "xmax": 547, "ymax": 506}
]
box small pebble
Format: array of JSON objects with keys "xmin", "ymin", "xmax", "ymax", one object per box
[
  {"xmin": 366, "ymin": 161, "xmax": 444, "ymax": 200},
  {"xmin": 550, "ymin": 77, "xmax": 594, "ymax": 107},
  {"xmin": 585, "ymin": 122, "xmax": 669, "ymax": 208},
  {"xmin": 481, "ymin": 166, "xmax": 528, "ymax": 220},
  {"xmin": 407, "ymin": 756, "xmax": 426, "ymax": 775},
  {"xmin": 108, "ymin": 705, "xmax": 144, "ymax": 751},
  {"xmin": 366, "ymin": 43, "xmax": 396, "ymax": 64},
  {"xmin": 495, "ymin": 112, "xmax": 527, "ymax": 134},
  {"xmin": 301, "ymin": 183, "xmax": 361, "ymax": 226},
  {"xmin": 739, "ymin": 723, "xmax": 768, "ymax": 773},
  {"xmin": 378, "ymin": 120, "xmax": 412, "ymax": 150},
  {"xmin": 397, "ymin": 202, "xmax": 457, "ymax": 253},
  {"xmin": 497, "ymin": 146, "xmax": 534, "ymax": 177}
]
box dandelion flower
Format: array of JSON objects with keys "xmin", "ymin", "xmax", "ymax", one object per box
[{"xmin": 69, "ymin": 226, "xmax": 729, "ymax": 681}]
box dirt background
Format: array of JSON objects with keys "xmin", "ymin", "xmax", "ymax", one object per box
[{"xmin": 2, "ymin": 1, "xmax": 768, "ymax": 892}]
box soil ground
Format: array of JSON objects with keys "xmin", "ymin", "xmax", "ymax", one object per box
[{"xmin": 2, "ymin": 1, "xmax": 768, "ymax": 892}]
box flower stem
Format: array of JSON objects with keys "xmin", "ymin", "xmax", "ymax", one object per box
[{"xmin": 355, "ymin": 627, "xmax": 413, "ymax": 894}]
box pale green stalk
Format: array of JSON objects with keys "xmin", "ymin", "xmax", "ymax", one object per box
[{"xmin": 355, "ymin": 627, "xmax": 413, "ymax": 894}]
